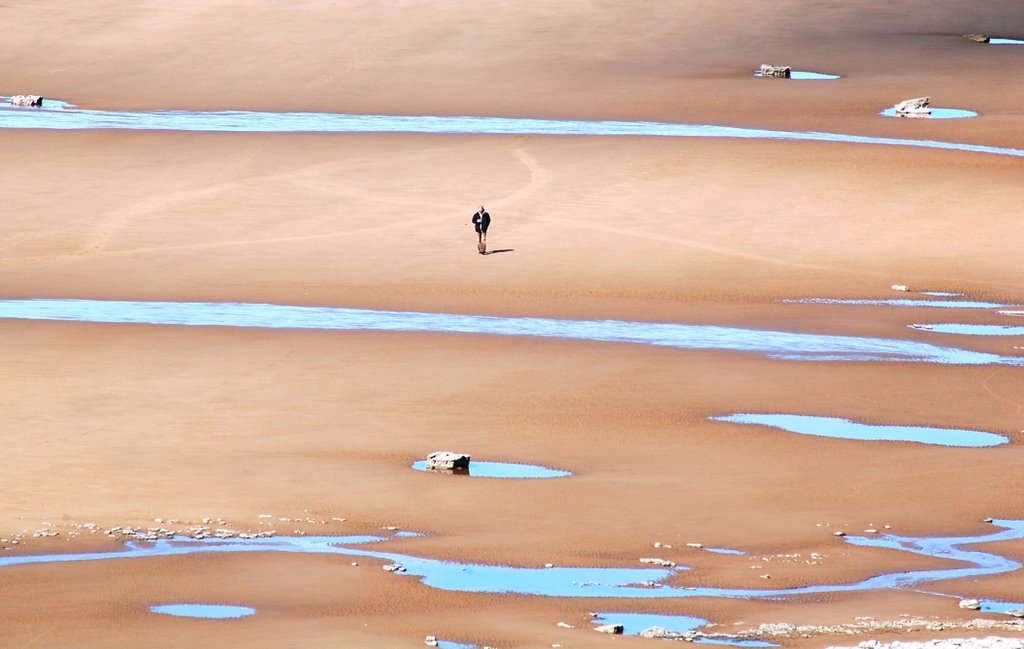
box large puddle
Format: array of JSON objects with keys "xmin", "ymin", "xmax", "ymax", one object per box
[
  {"xmin": 1, "ymin": 299, "xmax": 1020, "ymax": 366},
  {"xmin": 712, "ymin": 413, "xmax": 1008, "ymax": 447},
  {"xmin": 3, "ymin": 99, "xmax": 1024, "ymax": 159},
  {"xmin": 2, "ymin": 520, "xmax": 1022, "ymax": 603}
]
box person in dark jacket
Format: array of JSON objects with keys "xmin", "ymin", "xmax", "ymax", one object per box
[{"xmin": 472, "ymin": 206, "xmax": 491, "ymax": 244}]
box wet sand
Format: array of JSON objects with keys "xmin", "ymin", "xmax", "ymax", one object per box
[{"xmin": 2, "ymin": 1, "xmax": 1024, "ymax": 647}]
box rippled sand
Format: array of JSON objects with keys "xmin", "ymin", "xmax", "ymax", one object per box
[{"xmin": 1, "ymin": 2, "xmax": 1023, "ymax": 648}]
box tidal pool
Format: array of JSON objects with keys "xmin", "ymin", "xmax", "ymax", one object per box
[
  {"xmin": 910, "ymin": 323, "xmax": 1024, "ymax": 336},
  {"xmin": 712, "ymin": 414, "xmax": 1008, "ymax": 447},
  {"xmin": 2, "ymin": 98, "xmax": 1024, "ymax": 159},
  {"xmin": 0, "ymin": 299, "xmax": 1019, "ymax": 366},
  {"xmin": 411, "ymin": 460, "xmax": 571, "ymax": 478},
  {"xmin": 880, "ymin": 107, "xmax": 978, "ymax": 119},
  {"xmin": 2, "ymin": 521, "xmax": 1023, "ymax": 602},
  {"xmin": 591, "ymin": 612, "xmax": 777, "ymax": 646},
  {"xmin": 990, "ymin": 38, "xmax": 1024, "ymax": 45},
  {"xmin": 150, "ymin": 603, "xmax": 255, "ymax": 619}
]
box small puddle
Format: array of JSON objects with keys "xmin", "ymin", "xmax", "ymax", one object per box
[
  {"xmin": 411, "ymin": 460, "xmax": 571, "ymax": 478},
  {"xmin": 880, "ymin": 107, "xmax": 978, "ymax": 119},
  {"xmin": 150, "ymin": 603, "xmax": 255, "ymax": 619},
  {"xmin": 784, "ymin": 298, "xmax": 1014, "ymax": 309},
  {"xmin": 435, "ymin": 641, "xmax": 476, "ymax": 649},
  {"xmin": 753, "ymin": 70, "xmax": 840, "ymax": 80},
  {"xmin": 1, "ymin": 299, "xmax": 1020, "ymax": 366},
  {"xmin": 910, "ymin": 323, "xmax": 1024, "ymax": 336},
  {"xmin": 592, "ymin": 612, "xmax": 778, "ymax": 646},
  {"xmin": 712, "ymin": 414, "xmax": 1008, "ymax": 447},
  {"xmin": 703, "ymin": 547, "xmax": 747, "ymax": 556},
  {"xmin": 990, "ymin": 38, "xmax": 1024, "ymax": 45},
  {"xmin": 3, "ymin": 98, "xmax": 1024, "ymax": 159}
]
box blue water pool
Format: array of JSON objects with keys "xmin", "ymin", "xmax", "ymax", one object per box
[
  {"xmin": 150, "ymin": 603, "xmax": 255, "ymax": 619},
  {"xmin": 2, "ymin": 520, "xmax": 1023, "ymax": 602},
  {"xmin": 712, "ymin": 413, "xmax": 1008, "ymax": 447},
  {"xmin": 880, "ymin": 107, "xmax": 978, "ymax": 119},
  {"xmin": 753, "ymin": 70, "xmax": 840, "ymax": 80},
  {"xmin": 0, "ymin": 299, "xmax": 1019, "ymax": 366},
  {"xmin": 2, "ymin": 99, "xmax": 1024, "ymax": 159},
  {"xmin": 411, "ymin": 460, "xmax": 571, "ymax": 478}
]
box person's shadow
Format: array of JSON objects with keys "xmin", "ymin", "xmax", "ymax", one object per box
[{"xmin": 483, "ymin": 248, "xmax": 514, "ymax": 255}]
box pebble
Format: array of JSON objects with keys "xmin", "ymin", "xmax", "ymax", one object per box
[
  {"xmin": 640, "ymin": 557, "xmax": 676, "ymax": 566},
  {"xmin": 556, "ymin": 622, "xmax": 573, "ymax": 628}
]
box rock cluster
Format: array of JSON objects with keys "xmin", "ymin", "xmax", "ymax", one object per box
[
  {"xmin": 963, "ymin": 34, "xmax": 992, "ymax": 43},
  {"xmin": 10, "ymin": 95, "xmax": 43, "ymax": 107},
  {"xmin": 759, "ymin": 64, "xmax": 792, "ymax": 78},
  {"xmin": 640, "ymin": 557, "xmax": 676, "ymax": 566}
]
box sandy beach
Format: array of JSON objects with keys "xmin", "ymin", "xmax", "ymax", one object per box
[{"xmin": 1, "ymin": 1, "xmax": 1023, "ymax": 647}]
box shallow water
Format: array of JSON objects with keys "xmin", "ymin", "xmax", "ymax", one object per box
[
  {"xmin": 712, "ymin": 413, "xmax": 1008, "ymax": 447},
  {"xmin": 2, "ymin": 99, "xmax": 1024, "ymax": 159},
  {"xmin": 434, "ymin": 641, "xmax": 476, "ymax": 649},
  {"xmin": 591, "ymin": 612, "xmax": 777, "ymax": 646},
  {"xmin": 410, "ymin": 460, "xmax": 571, "ymax": 478},
  {"xmin": 880, "ymin": 107, "xmax": 978, "ymax": 119},
  {"xmin": 990, "ymin": 38, "xmax": 1024, "ymax": 45},
  {"xmin": 753, "ymin": 70, "xmax": 840, "ymax": 80},
  {"xmin": 0, "ymin": 298, "xmax": 1019, "ymax": 366},
  {"xmin": 3, "ymin": 521, "xmax": 1023, "ymax": 603},
  {"xmin": 784, "ymin": 298, "xmax": 1014, "ymax": 309},
  {"xmin": 150, "ymin": 603, "xmax": 255, "ymax": 619},
  {"xmin": 910, "ymin": 323, "xmax": 1024, "ymax": 336}
]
